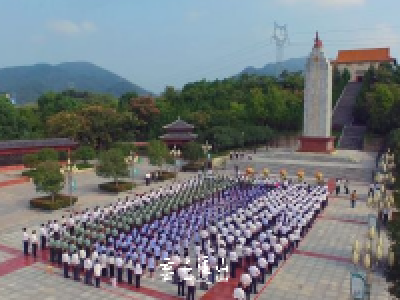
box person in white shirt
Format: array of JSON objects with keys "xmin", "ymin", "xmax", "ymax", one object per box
[
  {"xmin": 40, "ymin": 224, "xmax": 47, "ymax": 249},
  {"xmin": 100, "ymin": 251, "xmax": 108, "ymax": 277},
  {"xmin": 93, "ymin": 259, "xmax": 102, "ymax": 288},
  {"xmin": 177, "ymin": 265, "xmax": 189, "ymax": 296},
  {"xmin": 71, "ymin": 250, "xmax": 80, "ymax": 281},
  {"xmin": 209, "ymin": 252, "xmax": 217, "ymax": 284},
  {"xmin": 186, "ymin": 271, "xmax": 196, "ymax": 300},
  {"xmin": 134, "ymin": 262, "xmax": 142, "ymax": 288},
  {"xmin": 22, "ymin": 228, "xmax": 29, "ymax": 256},
  {"xmin": 249, "ymin": 264, "xmax": 260, "ymax": 294},
  {"xmin": 62, "ymin": 249, "xmax": 70, "ymax": 278},
  {"xmin": 84, "ymin": 256, "xmax": 93, "ymax": 285},
  {"xmin": 229, "ymin": 249, "xmax": 238, "ymax": 278},
  {"xmin": 108, "ymin": 252, "xmax": 115, "ymax": 279},
  {"xmin": 240, "ymin": 271, "xmax": 252, "ymax": 300},
  {"xmin": 258, "ymin": 256, "xmax": 268, "ymax": 284},
  {"xmin": 233, "ymin": 282, "xmax": 246, "ymax": 300},
  {"xmin": 79, "ymin": 247, "xmax": 86, "ymax": 272},
  {"xmin": 125, "ymin": 258, "xmax": 133, "ymax": 284},
  {"xmin": 116, "ymin": 254, "xmax": 124, "ymax": 283},
  {"xmin": 31, "ymin": 230, "xmax": 38, "ymax": 258}
]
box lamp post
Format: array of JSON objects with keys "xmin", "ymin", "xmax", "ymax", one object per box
[
  {"xmin": 67, "ymin": 150, "xmax": 73, "ymax": 208},
  {"xmin": 170, "ymin": 145, "xmax": 181, "ymax": 176},
  {"xmin": 202, "ymin": 140, "xmax": 212, "ymax": 174},
  {"xmin": 125, "ymin": 150, "xmax": 136, "ymax": 190}
]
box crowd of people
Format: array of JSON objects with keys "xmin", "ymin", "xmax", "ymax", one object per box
[{"xmin": 22, "ymin": 174, "xmax": 328, "ymax": 299}]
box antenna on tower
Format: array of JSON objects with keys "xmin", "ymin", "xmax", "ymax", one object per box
[{"xmin": 271, "ymin": 22, "xmax": 289, "ymax": 78}]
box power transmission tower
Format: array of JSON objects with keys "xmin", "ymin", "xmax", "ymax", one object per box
[{"xmin": 271, "ymin": 22, "xmax": 289, "ymax": 78}]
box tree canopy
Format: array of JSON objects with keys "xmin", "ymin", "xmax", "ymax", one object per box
[
  {"xmin": 32, "ymin": 161, "xmax": 65, "ymax": 202},
  {"xmin": 96, "ymin": 148, "xmax": 128, "ymax": 185}
]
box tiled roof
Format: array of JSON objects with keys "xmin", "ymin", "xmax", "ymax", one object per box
[
  {"xmin": 332, "ymin": 48, "xmax": 395, "ymax": 64},
  {"xmin": 0, "ymin": 138, "xmax": 78, "ymax": 150},
  {"xmin": 160, "ymin": 133, "xmax": 197, "ymax": 140},
  {"xmin": 163, "ymin": 118, "xmax": 194, "ymax": 130}
]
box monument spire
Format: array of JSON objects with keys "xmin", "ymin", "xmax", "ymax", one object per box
[{"xmin": 314, "ymin": 31, "xmax": 323, "ymax": 48}]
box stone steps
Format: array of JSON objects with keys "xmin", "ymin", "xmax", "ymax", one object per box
[
  {"xmin": 338, "ymin": 125, "xmax": 366, "ymax": 150},
  {"xmin": 332, "ymin": 82, "xmax": 362, "ymax": 128},
  {"xmin": 261, "ymin": 151, "xmax": 355, "ymax": 163}
]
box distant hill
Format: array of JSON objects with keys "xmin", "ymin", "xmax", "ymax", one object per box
[
  {"xmin": 239, "ymin": 57, "xmax": 306, "ymax": 76},
  {"xmin": 0, "ymin": 62, "xmax": 151, "ymax": 104}
]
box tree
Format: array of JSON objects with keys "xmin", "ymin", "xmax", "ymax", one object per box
[
  {"xmin": 182, "ymin": 141, "xmax": 204, "ymax": 162},
  {"xmin": 23, "ymin": 153, "xmax": 39, "ymax": 168},
  {"xmin": 147, "ymin": 140, "xmax": 169, "ymax": 170},
  {"xmin": 0, "ymin": 95, "xmax": 19, "ymax": 140},
  {"xmin": 37, "ymin": 148, "xmax": 59, "ymax": 162},
  {"xmin": 32, "ymin": 161, "xmax": 65, "ymax": 202},
  {"xmin": 118, "ymin": 92, "xmax": 138, "ymax": 112},
  {"xmin": 73, "ymin": 145, "xmax": 96, "ymax": 163},
  {"xmin": 112, "ymin": 142, "xmax": 136, "ymax": 157},
  {"xmin": 46, "ymin": 111, "xmax": 87, "ymax": 141},
  {"xmin": 96, "ymin": 148, "xmax": 128, "ymax": 187}
]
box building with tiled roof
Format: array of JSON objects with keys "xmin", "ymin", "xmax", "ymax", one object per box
[
  {"xmin": 331, "ymin": 48, "xmax": 396, "ymax": 82},
  {"xmin": 160, "ymin": 117, "xmax": 197, "ymax": 147}
]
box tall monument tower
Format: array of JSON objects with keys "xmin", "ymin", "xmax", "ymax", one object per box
[{"xmin": 299, "ymin": 32, "xmax": 335, "ymax": 153}]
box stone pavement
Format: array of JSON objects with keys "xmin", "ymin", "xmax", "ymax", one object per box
[{"xmin": 0, "ymin": 153, "xmax": 395, "ymax": 299}]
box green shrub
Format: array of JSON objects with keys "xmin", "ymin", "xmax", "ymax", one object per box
[
  {"xmin": 98, "ymin": 181, "xmax": 135, "ymax": 193},
  {"xmin": 21, "ymin": 169, "xmax": 37, "ymax": 177},
  {"xmin": 23, "ymin": 153, "xmax": 39, "ymax": 168},
  {"xmin": 30, "ymin": 194, "xmax": 77, "ymax": 211}
]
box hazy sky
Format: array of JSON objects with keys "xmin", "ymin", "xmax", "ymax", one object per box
[{"xmin": 1, "ymin": 0, "xmax": 400, "ymax": 94}]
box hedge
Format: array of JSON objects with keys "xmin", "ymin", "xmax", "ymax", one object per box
[
  {"xmin": 76, "ymin": 162, "xmax": 94, "ymax": 170},
  {"xmin": 150, "ymin": 171, "xmax": 176, "ymax": 181},
  {"xmin": 30, "ymin": 194, "xmax": 77, "ymax": 211},
  {"xmin": 182, "ymin": 161, "xmax": 205, "ymax": 172},
  {"xmin": 99, "ymin": 181, "xmax": 135, "ymax": 193}
]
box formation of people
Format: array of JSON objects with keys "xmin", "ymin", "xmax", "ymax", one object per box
[{"xmin": 22, "ymin": 173, "xmax": 328, "ymax": 300}]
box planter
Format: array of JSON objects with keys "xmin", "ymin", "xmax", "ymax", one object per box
[
  {"xmin": 98, "ymin": 181, "xmax": 135, "ymax": 193},
  {"xmin": 30, "ymin": 194, "xmax": 78, "ymax": 211}
]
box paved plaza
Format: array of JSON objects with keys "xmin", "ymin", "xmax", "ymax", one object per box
[{"xmin": 0, "ymin": 150, "xmax": 395, "ymax": 300}]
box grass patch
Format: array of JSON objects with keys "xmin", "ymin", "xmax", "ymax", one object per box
[
  {"xmin": 30, "ymin": 194, "xmax": 77, "ymax": 211},
  {"xmin": 98, "ymin": 181, "xmax": 135, "ymax": 193}
]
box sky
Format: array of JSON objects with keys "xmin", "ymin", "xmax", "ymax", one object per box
[{"xmin": 0, "ymin": 0, "xmax": 400, "ymax": 94}]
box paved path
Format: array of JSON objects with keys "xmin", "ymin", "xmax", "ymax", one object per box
[{"xmin": 0, "ymin": 155, "xmax": 394, "ymax": 299}]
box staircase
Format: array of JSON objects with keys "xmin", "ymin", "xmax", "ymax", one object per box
[
  {"xmin": 332, "ymin": 82, "xmax": 362, "ymax": 129},
  {"xmin": 331, "ymin": 82, "xmax": 366, "ymax": 150},
  {"xmin": 338, "ymin": 125, "xmax": 366, "ymax": 150}
]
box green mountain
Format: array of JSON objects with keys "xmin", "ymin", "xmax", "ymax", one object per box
[
  {"xmin": 0, "ymin": 62, "xmax": 151, "ymax": 104},
  {"xmin": 240, "ymin": 57, "xmax": 306, "ymax": 76}
]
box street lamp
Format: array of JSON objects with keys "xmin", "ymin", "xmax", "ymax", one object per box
[
  {"xmin": 170, "ymin": 145, "xmax": 181, "ymax": 176},
  {"xmin": 67, "ymin": 150, "xmax": 73, "ymax": 208},
  {"xmin": 125, "ymin": 151, "xmax": 136, "ymax": 190},
  {"xmin": 202, "ymin": 140, "xmax": 212, "ymax": 174}
]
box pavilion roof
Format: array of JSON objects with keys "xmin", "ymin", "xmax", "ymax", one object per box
[
  {"xmin": 0, "ymin": 138, "xmax": 78, "ymax": 150},
  {"xmin": 160, "ymin": 132, "xmax": 197, "ymax": 140},
  {"xmin": 331, "ymin": 48, "xmax": 395, "ymax": 64},
  {"xmin": 162, "ymin": 118, "xmax": 194, "ymax": 130}
]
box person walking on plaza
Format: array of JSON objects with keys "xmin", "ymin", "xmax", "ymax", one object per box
[
  {"xmin": 22, "ymin": 228, "xmax": 29, "ymax": 256},
  {"xmin": 134, "ymin": 261, "xmax": 142, "ymax": 288},
  {"xmin": 93, "ymin": 259, "xmax": 101, "ymax": 288},
  {"xmin": 31, "ymin": 230, "xmax": 38, "ymax": 258},
  {"xmin": 350, "ymin": 190, "xmax": 357, "ymax": 208},
  {"xmin": 62, "ymin": 249, "xmax": 70, "ymax": 278},
  {"xmin": 71, "ymin": 250, "xmax": 80, "ymax": 281},
  {"xmin": 145, "ymin": 173, "xmax": 151, "ymax": 186}
]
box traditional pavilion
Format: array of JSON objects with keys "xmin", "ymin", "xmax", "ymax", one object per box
[
  {"xmin": 0, "ymin": 138, "xmax": 78, "ymax": 166},
  {"xmin": 331, "ymin": 48, "xmax": 396, "ymax": 82},
  {"xmin": 160, "ymin": 118, "xmax": 197, "ymax": 147}
]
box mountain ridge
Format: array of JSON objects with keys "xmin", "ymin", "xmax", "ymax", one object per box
[{"xmin": 0, "ymin": 61, "xmax": 151, "ymax": 104}]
